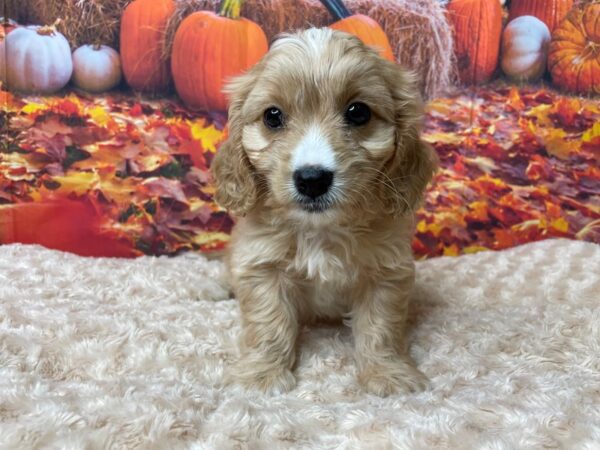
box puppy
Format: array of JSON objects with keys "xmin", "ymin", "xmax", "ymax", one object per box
[{"xmin": 211, "ymin": 28, "xmax": 437, "ymax": 396}]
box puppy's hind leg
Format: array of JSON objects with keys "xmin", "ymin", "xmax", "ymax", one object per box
[{"xmin": 227, "ymin": 267, "xmax": 301, "ymax": 395}]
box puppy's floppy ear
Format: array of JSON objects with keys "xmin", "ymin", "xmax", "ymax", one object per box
[
  {"xmin": 381, "ymin": 62, "xmax": 438, "ymax": 216},
  {"xmin": 211, "ymin": 64, "xmax": 263, "ymax": 216}
]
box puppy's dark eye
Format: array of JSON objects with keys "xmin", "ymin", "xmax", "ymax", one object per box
[
  {"xmin": 263, "ymin": 107, "xmax": 284, "ymax": 129},
  {"xmin": 345, "ymin": 102, "xmax": 371, "ymax": 126}
]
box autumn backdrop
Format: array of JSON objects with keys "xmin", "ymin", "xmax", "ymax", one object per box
[{"xmin": 0, "ymin": 0, "xmax": 598, "ymax": 257}]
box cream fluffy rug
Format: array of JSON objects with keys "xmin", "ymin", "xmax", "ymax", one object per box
[{"xmin": 1, "ymin": 239, "xmax": 599, "ymax": 449}]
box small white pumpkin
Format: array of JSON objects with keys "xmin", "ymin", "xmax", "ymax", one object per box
[
  {"xmin": 501, "ymin": 15, "xmax": 551, "ymax": 82},
  {"xmin": 0, "ymin": 23, "xmax": 72, "ymax": 94},
  {"xmin": 72, "ymin": 44, "xmax": 122, "ymax": 93}
]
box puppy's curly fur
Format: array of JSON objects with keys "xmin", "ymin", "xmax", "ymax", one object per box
[{"xmin": 211, "ymin": 28, "xmax": 437, "ymax": 396}]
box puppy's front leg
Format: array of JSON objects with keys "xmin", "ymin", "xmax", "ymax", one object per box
[
  {"xmin": 227, "ymin": 267, "xmax": 300, "ymax": 394},
  {"xmin": 352, "ymin": 273, "xmax": 428, "ymax": 396}
]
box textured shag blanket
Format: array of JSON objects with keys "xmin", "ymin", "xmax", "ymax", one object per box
[{"xmin": 0, "ymin": 239, "xmax": 599, "ymax": 449}]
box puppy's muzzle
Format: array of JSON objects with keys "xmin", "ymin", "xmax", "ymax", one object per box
[{"xmin": 293, "ymin": 166, "xmax": 334, "ymax": 199}]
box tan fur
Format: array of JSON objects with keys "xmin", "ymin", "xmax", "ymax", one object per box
[{"xmin": 211, "ymin": 29, "xmax": 438, "ymax": 396}]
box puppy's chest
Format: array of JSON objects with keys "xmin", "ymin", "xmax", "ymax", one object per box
[
  {"xmin": 289, "ymin": 231, "xmax": 360, "ymax": 283},
  {"xmin": 289, "ymin": 234, "xmax": 356, "ymax": 318}
]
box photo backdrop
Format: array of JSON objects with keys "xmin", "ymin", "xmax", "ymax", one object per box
[{"xmin": 1, "ymin": 0, "xmax": 598, "ymax": 258}]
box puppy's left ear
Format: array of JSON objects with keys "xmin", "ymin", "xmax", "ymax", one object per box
[
  {"xmin": 211, "ymin": 64, "xmax": 264, "ymax": 216},
  {"xmin": 381, "ymin": 63, "xmax": 438, "ymax": 216}
]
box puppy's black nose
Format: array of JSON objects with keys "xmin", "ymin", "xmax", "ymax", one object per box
[{"xmin": 293, "ymin": 166, "xmax": 334, "ymax": 199}]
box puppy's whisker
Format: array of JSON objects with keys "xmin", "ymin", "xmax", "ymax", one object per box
[{"xmin": 355, "ymin": 166, "xmax": 415, "ymax": 215}]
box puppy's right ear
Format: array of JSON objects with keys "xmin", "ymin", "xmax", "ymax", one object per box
[{"xmin": 211, "ymin": 65, "xmax": 263, "ymax": 216}]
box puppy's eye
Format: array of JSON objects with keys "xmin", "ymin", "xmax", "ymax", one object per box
[
  {"xmin": 345, "ymin": 102, "xmax": 371, "ymax": 126},
  {"xmin": 263, "ymin": 107, "xmax": 284, "ymax": 129}
]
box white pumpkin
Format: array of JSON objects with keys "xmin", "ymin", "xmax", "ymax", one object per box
[
  {"xmin": 501, "ymin": 16, "xmax": 551, "ymax": 82},
  {"xmin": 0, "ymin": 24, "xmax": 72, "ymax": 94},
  {"xmin": 72, "ymin": 44, "xmax": 122, "ymax": 93}
]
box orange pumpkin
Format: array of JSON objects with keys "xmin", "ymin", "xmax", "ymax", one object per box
[
  {"xmin": 447, "ymin": 0, "xmax": 503, "ymax": 85},
  {"xmin": 320, "ymin": 0, "xmax": 394, "ymax": 61},
  {"xmin": 120, "ymin": 0, "xmax": 175, "ymax": 93},
  {"xmin": 171, "ymin": 0, "xmax": 267, "ymax": 111},
  {"xmin": 509, "ymin": 0, "xmax": 574, "ymax": 32},
  {"xmin": 548, "ymin": 3, "xmax": 600, "ymax": 94}
]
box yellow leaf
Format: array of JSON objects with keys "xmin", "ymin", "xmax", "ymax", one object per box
[
  {"xmin": 416, "ymin": 219, "xmax": 444, "ymax": 237},
  {"xmin": 468, "ymin": 200, "xmax": 489, "ymax": 220},
  {"xmin": 190, "ymin": 121, "xmax": 224, "ymax": 153},
  {"xmin": 463, "ymin": 245, "xmax": 489, "ymax": 254},
  {"xmin": 541, "ymin": 129, "xmax": 579, "ymax": 160},
  {"xmin": 21, "ymin": 102, "xmax": 46, "ymax": 114},
  {"xmin": 422, "ymin": 131, "xmax": 462, "ymax": 145},
  {"xmin": 582, "ymin": 122, "xmax": 600, "ymax": 143},
  {"xmin": 443, "ymin": 244, "xmax": 459, "ymax": 257},
  {"xmin": 98, "ymin": 176, "xmax": 140, "ymax": 204},
  {"xmin": 525, "ymin": 104, "xmax": 553, "ymax": 127},
  {"xmin": 88, "ymin": 106, "xmax": 112, "ymax": 128},
  {"xmin": 426, "ymin": 101, "xmax": 453, "ymax": 116},
  {"xmin": 550, "ymin": 217, "xmax": 569, "ymax": 233},
  {"xmin": 51, "ymin": 172, "xmax": 99, "ymax": 195},
  {"xmin": 192, "ymin": 231, "xmax": 230, "ymax": 246},
  {"xmin": 478, "ymin": 174, "xmax": 508, "ymax": 188}
]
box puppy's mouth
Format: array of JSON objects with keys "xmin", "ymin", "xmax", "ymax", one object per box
[{"xmin": 295, "ymin": 196, "xmax": 333, "ymax": 213}]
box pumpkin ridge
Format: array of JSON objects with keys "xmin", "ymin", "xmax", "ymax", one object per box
[
  {"xmin": 591, "ymin": 7, "xmax": 600, "ymax": 41},
  {"xmin": 214, "ymin": 18, "xmax": 227, "ymax": 110},
  {"xmin": 554, "ymin": 48, "xmax": 581, "ymax": 68},
  {"xmin": 27, "ymin": 34, "xmax": 43, "ymax": 91},
  {"xmin": 474, "ymin": 1, "xmax": 483, "ymax": 83},
  {"xmin": 199, "ymin": 15, "xmax": 212, "ymax": 110}
]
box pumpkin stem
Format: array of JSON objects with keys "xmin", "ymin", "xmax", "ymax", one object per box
[
  {"xmin": 37, "ymin": 18, "xmax": 62, "ymax": 36},
  {"xmin": 319, "ymin": 0, "xmax": 352, "ymax": 20},
  {"xmin": 218, "ymin": 0, "xmax": 242, "ymax": 19}
]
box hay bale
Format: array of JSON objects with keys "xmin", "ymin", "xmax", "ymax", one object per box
[
  {"xmin": 23, "ymin": 0, "xmax": 134, "ymax": 50},
  {"xmin": 345, "ymin": 0, "xmax": 456, "ymax": 99},
  {"xmin": 164, "ymin": 0, "xmax": 455, "ymax": 98},
  {"xmin": 2, "ymin": 0, "xmax": 25, "ymax": 23},
  {"xmin": 1, "ymin": 0, "xmax": 28, "ymax": 22}
]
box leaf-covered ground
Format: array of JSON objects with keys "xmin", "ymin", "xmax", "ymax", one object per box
[
  {"xmin": 0, "ymin": 85, "xmax": 598, "ymax": 258},
  {"xmin": 419, "ymin": 85, "xmax": 599, "ymax": 257}
]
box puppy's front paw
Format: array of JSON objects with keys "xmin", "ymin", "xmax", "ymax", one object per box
[
  {"xmin": 226, "ymin": 363, "xmax": 296, "ymax": 395},
  {"xmin": 358, "ymin": 361, "xmax": 428, "ymax": 396}
]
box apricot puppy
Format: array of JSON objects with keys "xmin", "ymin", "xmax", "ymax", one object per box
[{"xmin": 211, "ymin": 28, "xmax": 437, "ymax": 396}]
